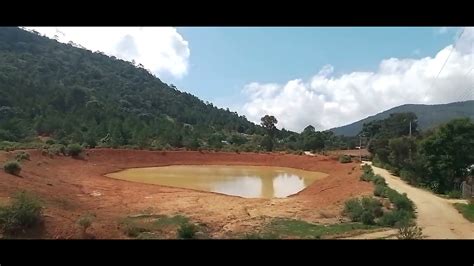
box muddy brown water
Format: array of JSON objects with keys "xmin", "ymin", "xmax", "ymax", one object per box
[{"xmin": 106, "ymin": 165, "xmax": 328, "ymax": 198}]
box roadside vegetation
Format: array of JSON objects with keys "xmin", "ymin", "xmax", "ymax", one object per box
[
  {"xmin": 363, "ymin": 113, "xmax": 473, "ymax": 197},
  {"xmin": 345, "ymin": 164, "xmax": 418, "ymax": 236},
  {"xmin": 453, "ymin": 203, "xmax": 474, "ymax": 222}
]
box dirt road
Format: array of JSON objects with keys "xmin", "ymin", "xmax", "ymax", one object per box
[{"xmin": 367, "ymin": 162, "xmax": 474, "ymax": 239}]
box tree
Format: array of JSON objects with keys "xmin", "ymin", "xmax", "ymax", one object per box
[
  {"xmin": 260, "ymin": 115, "xmax": 278, "ymax": 137},
  {"xmin": 418, "ymin": 118, "xmax": 474, "ymax": 192},
  {"xmin": 260, "ymin": 115, "xmax": 278, "ymax": 151}
]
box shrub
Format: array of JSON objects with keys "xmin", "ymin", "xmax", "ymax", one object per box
[
  {"xmin": 3, "ymin": 161, "xmax": 21, "ymax": 175},
  {"xmin": 397, "ymin": 224, "xmax": 423, "ymax": 239},
  {"xmin": 377, "ymin": 209, "xmax": 413, "ymax": 227},
  {"xmin": 359, "ymin": 164, "xmax": 375, "ymax": 182},
  {"xmin": 77, "ymin": 214, "xmax": 94, "ymax": 235},
  {"xmin": 374, "ymin": 185, "xmax": 387, "ymax": 198},
  {"xmin": 0, "ymin": 191, "xmax": 42, "ymax": 234},
  {"xmin": 372, "ymin": 175, "xmax": 387, "ymax": 186},
  {"xmin": 360, "ymin": 172, "xmax": 374, "ymax": 182},
  {"xmin": 177, "ymin": 223, "xmax": 198, "ymax": 239},
  {"xmin": 67, "ymin": 144, "xmax": 83, "ymax": 157},
  {"xmin": 15, "ymin": 151, "xmax": 30, "ymax": 161},
  {"xmin": 392, "ymin": 193, "xmax": 414, "ymax": 212},
  {"xmin": 361, "ymin": 197, "xmax": 383, "ymax": 218},
  {"xmin": 339, "ymin": 155, "xmax": 352, "ymax": 163},
  {"xmin": 360, "ymin": 211, "xmax": 375, "ymax": 225},
  {"xmin": 384, "ymin": 187, "xmax": 414, "ymax": 212},
  {"xmin": 447, "ymin": 190, "xmax": 462, "ymax": 199},
  {"xmin": 48, "ymin": 144, "xmax": 66, "ymax": 156},
  {"xmin": 45, "ymin": 139, "xmax": 56, "ymax": 145},
  {"xmin": 343, "ymin": 199, "xmax": 364, "ymax": 222}
]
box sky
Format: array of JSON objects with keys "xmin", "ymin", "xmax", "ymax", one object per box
[{"xmin": 26, "ymin": 27, "xmax": 474, "ymax": 132}]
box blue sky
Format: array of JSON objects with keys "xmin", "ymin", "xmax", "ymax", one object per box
[
  {"xmin": 170, "ymin": 27, "xmax": 459, "ymax": 107},
  {"xmin": 29, "ymin": 26, "xmax": 473, "ymax": 132}
]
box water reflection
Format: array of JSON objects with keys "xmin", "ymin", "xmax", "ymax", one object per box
[{"xmin": 106, "ymin": 165, "xmax": 328, "ymax": 198}]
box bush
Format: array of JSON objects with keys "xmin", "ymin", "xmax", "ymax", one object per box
[
  {"xmin": 374, "ymin": 184, "xmax": 387, "ymax": 197},
  {"xmin": 392, "ymin": 193, "xmax": 414, "ymax": 212},
  {"xmin": 378, "ymin": 209, "xmax": 413, "ymax": 227},
  {"xmin": 361, "ymin": 197, "xmax": 383, "ymax": 218},
  {"xmin": 0, "ymin": 191, "xmax": 42, "ymax": 234},
  {"xmin": 15, "ymin": 151, "xmax": 30, "ymax": 161},
  {"xmin": 3, "ymin": 161, "xmax": 21, "ymax": 175},
  {"xmin": 47, "ymin": 144, "xmax": 66, "ymax": 156},
  {"xmin": 447, "ymin": 190, "xmax": 462, "ymax": 199},
  {"xmin": 177, "ymin": 223, "xmax": 198, "ymax": 239},
  {"xmin": 343, "ymin": 199, "xmax": 364, "ymax": 222},
  {"xmin": 397, "ymin": 224, "xmax": 423, "ymax": 239},
  {"xmin": 339, "ymin": 155, "xmax": 352, "ymax": 163},
  {"xmin": 384, "ymin": 187, "xmax": 414, "ymax": 212},
  {"xmin": 372, "ymin": 175, "xmax": 387, "ymax": 186},
  {"xmin": 359, "ymin": 164, "xmax": 375, "ymax": 182},
  {"xmin": 67, "ymin": 144, "xmax": 83, "ymax": 157},
  {"xmin": 77, "ymin": 214, "xmax": 94, "ymax": 235},
  {"xmin": 360, "ymin": 211, "xmax": 375, "ymax": 225},
  {"xmin": 45, "ymin": 139, "xmax": 56, "ymax": 145},
  {"xmin": 360, "ymin": 172, "xmax": 374, "ymax": 182}
]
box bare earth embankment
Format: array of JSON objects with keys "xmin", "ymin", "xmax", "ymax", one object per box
[{"xmin": 0, "ymin": 149, "xmax": 372, "ymax": 239}]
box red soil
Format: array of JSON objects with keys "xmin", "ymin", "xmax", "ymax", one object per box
[{"xmin": 0, "ymin": 149, "xmax": 372, "ymax": 239}]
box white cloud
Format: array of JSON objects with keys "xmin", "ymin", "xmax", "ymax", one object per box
[
  {"xmin": 241, "ymin": 27, "xmax": 474, "ymax": 133},
  {"xmin": 25, "ymin": 27, "xmax": 190, "ymax": 79}
]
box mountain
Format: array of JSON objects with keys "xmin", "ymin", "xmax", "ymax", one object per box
[
  {"xmin": 0, "ymin": 27, "xmax": 261, "ymax": 148},
  {"xmin": 330, "ymin": 101, "xmax": 474, "ymax": 136}
]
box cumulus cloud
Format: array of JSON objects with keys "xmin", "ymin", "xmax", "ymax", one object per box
[
  {"xmin": 25, "ymin": 27, "xmax": 190, "ymax": 79},
  {"xmin": 241, "ymin": 27, "xmax": 474, "ymax": 133}
]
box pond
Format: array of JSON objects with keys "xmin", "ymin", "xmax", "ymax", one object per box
[{"xmin": 106, "ymin": 165, "xmax": 328, "ymax": 198}]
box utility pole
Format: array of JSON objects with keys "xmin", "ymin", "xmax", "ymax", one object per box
[
  {"xmin": 409, "ymin": 120, "xmax": 412, "ymax": 161},
  {"xmin": 359, "ymin": 135, "xmax": 362, "ymax": 162},
  {"xmin": 409, "ymin": 121, "xmax": 412, "ymax": 137}
]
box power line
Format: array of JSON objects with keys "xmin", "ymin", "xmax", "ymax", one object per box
[{"xmin": 433, "ymin": 28, "xmax": 465, "ymax": 82}]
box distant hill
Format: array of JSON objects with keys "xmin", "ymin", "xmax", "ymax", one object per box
[{"xmin": 330, "ymin": 101, "xmax": 474, "ymax": 136}]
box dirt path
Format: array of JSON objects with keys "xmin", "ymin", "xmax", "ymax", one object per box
[{"xmin": 367, "ymin": 162, "xmax": 474, "ymax": 239}]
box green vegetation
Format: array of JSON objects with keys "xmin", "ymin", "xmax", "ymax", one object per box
[
  {"xmin": 66, "ymin": 143, "xmax": 83, "ymax": 157},
  {"xmin": 331, "ymin": 100, "xmax": 474, "ymax": 137},
  {"xmin": 120, "ymin": 214, "xmax": 202, "ymax": 239},
  {"xmin": 453, "ymin": 203, "xmax": 474, "ymax": 222},
  {"xmin": 446, "ymin": 190, "xmax": 462, "ymax": 199},
  {"xmin": 177, "ymin": 223, "xmax": 198, "ymax": 239},
  {"xmin": 3, "ymin": 160, "xmax": 21, "ymax": 175},
  {"xmin": 15, "ymin": 151, "xmax": 30, "ymax": 161},
  {"xmin": 349, "ymin": 164, "xmax": 416, "ymax": 228},
  {"xmin": 77, "ymin": 213, "xmax": 94, "ymax": 236},
  {"xmin": 362, "ymin": 112, "xmax": 474, "ymax": 195},
  {"xmin": 339, "ymin": 155, "xmax": 352, "ymax": 163},
  {"xmin": 0, "ymin": 191, "xmax": 42, "ymax": 234},
  {"xmin": 257, "ymin": 218, "xmax": 378, "ymax": 239}
]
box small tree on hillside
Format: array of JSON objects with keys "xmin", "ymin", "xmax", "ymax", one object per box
[{"xmin": 260, "ymin": 115, "xmax": 278, "ymax": 151}]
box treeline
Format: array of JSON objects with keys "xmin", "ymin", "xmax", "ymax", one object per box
[{"xmin": 362, "ymin": 112, "xmax": 474, "ymax": 195}]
